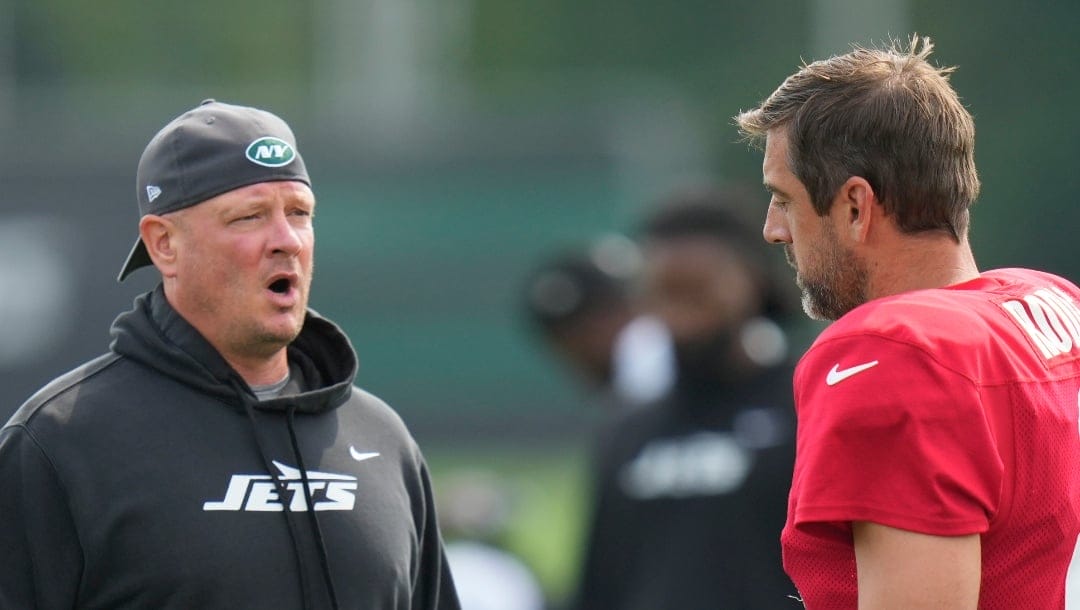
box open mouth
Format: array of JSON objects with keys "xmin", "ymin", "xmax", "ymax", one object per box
[{"xmin": 268, "ymin": 278, "xmax": 292, "ymax": 294}]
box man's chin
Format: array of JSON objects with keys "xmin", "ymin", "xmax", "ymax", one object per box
[
  {"xmin": 248, "ymin": 334, "xmax": 301, "ymax": 361},
  {"xmin": 800, "ymin": 293, "xmax": 828, "ymax": 321},
  {"xmin": 257, "ymin": 316, "xmax": 305, "ymax": 347}
]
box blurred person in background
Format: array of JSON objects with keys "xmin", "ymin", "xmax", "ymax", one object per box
[
  {"xmin": 523, "ymin": 233, "xmax": 674, "ymax": 409},
  {"xmin": 737, "ymin": 36, "xmax": 1080, "ymax": 608},
  {"xmin": 0, "ymin": 100, "xmax": 459, "ymax": 609},
  {"xmin": 573, "ymin": 186, "xmax": 799, "ymax": 609}
]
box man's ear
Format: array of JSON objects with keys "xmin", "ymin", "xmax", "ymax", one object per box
[
  {"xmin": 138, "ymin": 214, "xmax": 180, "ymax": 278},
  {"xmin": 836, "ymin": 176, "xmax": 878, "ymax": 243}
]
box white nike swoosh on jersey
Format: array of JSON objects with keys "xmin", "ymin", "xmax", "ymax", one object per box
[
  {"xmin": 349, "ymin": 446, "xmax": 381, "ymax": 462},
  {"xmin": 826, "ymin": 360, "xmax": 880, "ymax": 386}
]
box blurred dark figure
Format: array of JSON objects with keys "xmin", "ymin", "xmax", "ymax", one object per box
[
  {"xmin": 573, "ymin": 186, "xmax": 799, "ymax": 609},
  {"xmin": 523, "ymin": 234, "xmax": 673, "ymax": 408}
]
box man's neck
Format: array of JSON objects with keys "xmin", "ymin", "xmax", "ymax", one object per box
[
  {"xmin": 868, "ymin": 233, "xmax": 980, "ymax": 300},
  {"xmin": 227, "ymin": 352, "xmax": 291, "ymax": 387}
]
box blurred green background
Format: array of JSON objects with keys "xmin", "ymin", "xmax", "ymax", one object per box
[{"xmin": 1, "ymin": 1, "xmax": 1078, "ymax": 605}]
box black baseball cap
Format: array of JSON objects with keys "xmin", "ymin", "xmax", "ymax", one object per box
[{"xmin": 117, "ymin": 99, "xmax": 311, "ymax": 281}]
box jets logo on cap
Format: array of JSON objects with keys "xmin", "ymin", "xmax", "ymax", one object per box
[{"xmin": 245, "ymin": 137, "xmax": 296, "ymax": 168}]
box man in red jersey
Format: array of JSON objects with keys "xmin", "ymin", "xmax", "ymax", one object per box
[{"xmin": 736, "ymin": 36, "xmax": 1080, "ymax": 609}]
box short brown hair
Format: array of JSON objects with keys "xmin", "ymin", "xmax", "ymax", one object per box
[{"xmin": 735, "ymin": 36, "xmax": 979, "ymax": 240}]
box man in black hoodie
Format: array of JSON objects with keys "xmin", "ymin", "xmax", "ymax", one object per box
[{"xmin": 0, "ymin": 100, "xmax": 461, "ymax": 610}]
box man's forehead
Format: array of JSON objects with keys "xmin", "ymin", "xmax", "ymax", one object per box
[
  {"xmin": 211, "ymin": 180, "xmax": 313, "ymax": 205},
  {"xmin": 763, "ymin": 127, "xmax": 789, "ymax": 157},
  {"xmin": 166, "ymin": 180, "xmax": 314, "ymax": 218},
  {"xmin": 762, "ymin": 131, "xmax": 791, "ymax": 178},
  {"xmin": 227, "ymin": 180, "xmax": 313, "ymax": 198}
]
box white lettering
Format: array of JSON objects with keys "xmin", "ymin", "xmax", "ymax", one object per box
[
  {"xmin": 203, "ymin": 462, "xmax": 360, "ymax": 513},
  {"xmin": 1002, "ymin": 299, "xmax": 1058, "ymax": 359},
  {"xmin": 1002, "ymin": 288, "xmax": 1080, "ymax": 361},
  {"xmin": 1026, "ymin": 293, "xmax": 1073, "ymax": 354},
  {"xmin": 1045, "ymin": 288, "xmax": 1080, "ymax": 344},
  {"xmin": 253, "ymin": 144, "xmax": 289, "ymax": 159},
  {"xmin": 246, "ymin": 481, "xmax": 286, "ymax": 511},
  {"xmin": 286, "ymin": 481, "xmax": 326, "ymax": 511},
  {"xmin": 318, "ymin": 482, "xmax": 358, "ymax": 511},
  {"xmin": 618, "ymin": 433, "xmax": 752, "ymax": 499},
  {"xmin": 203, "ymin": 475, "xmax": 265, "ymax": 511}
]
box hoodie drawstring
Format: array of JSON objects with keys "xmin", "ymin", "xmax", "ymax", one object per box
[
  {"xmin": 286, "ymin": 405, "xmax": 341, "ymax": 610},
  {"xmin": 241, "ymin": 397, "xmax": 313, "ymax": 610}
]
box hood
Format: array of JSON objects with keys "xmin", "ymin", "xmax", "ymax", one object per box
[
  {"xmin": 109, "ymin": 285, "xmax": 358, "ymax": 609},
  {"xmin": 108, "ymin": 285, "xmax": 357, "ymax": 413}
]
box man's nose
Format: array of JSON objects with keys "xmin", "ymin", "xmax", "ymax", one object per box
[
  {"xmin": 269, "ymin": 212, "xmax": 305, "ymax": 255},
  {"xmin": 762, "ymin": 204, "xmax": 791, "ymax": 245}
]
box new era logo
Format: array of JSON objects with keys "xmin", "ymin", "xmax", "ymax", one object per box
[{"xmin": 146, "ymin": 185, "xmax": 162, "ymax": 203}]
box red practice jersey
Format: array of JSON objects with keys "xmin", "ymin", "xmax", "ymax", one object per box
[{"xmin": 782, "ymin": 268, "xmax": 1080, "ymax": 609}]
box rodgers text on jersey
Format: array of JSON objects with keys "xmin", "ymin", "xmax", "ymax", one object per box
[{"xmin": 1001, "ymin": 287, "xmax": 1080, "ymax": 361}]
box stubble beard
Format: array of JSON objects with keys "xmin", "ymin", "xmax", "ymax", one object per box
[
  {"xmin": 787, "ymin": 236, "xmax": 869, "ymax": 322},
  {"xmin": 216, "ymin": 275, "xmax": 312, "ymax": 361}
]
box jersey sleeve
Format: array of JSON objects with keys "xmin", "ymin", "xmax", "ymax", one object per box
[
  {"xmin": 789, "ymin": 334, "xmax": 1003, "ymax": 535},
  {"xmin": 0, "ymin": 425, "xmax": 83, "ymax": 609}
]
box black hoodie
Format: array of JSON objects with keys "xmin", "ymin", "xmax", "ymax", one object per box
[{"xmin": 0, "ymin": 287, "xmax": 460, "ymax": 610}]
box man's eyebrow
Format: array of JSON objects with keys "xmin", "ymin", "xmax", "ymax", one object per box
[{"xmin": 763, "ymin": 182, "xmax": 791, "ymax": 199}]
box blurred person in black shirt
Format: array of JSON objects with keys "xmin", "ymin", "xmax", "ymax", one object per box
[{"xmin": 573, "ymin": 186, "xmax": 799, "ymax": 609}]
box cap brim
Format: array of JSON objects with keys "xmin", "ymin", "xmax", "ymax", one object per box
[{"xmin": 117, "ymin": 238, "xmax": 152, "ymax": 282}]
